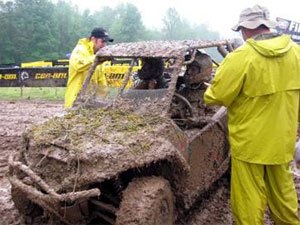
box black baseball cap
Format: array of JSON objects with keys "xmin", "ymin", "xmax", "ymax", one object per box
[{"xmin": 90, "ymin": 27, "xmax": 114, "ymax": 42}]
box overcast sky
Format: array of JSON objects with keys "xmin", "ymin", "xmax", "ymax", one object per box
[{"xmin": 63, "ymin": 0, "xmax": 299, "ymax": 38}]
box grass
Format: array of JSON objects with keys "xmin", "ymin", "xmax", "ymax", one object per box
[{"xmin": 0, "ymin": 87, "xmax": 65, "ymax": 101}]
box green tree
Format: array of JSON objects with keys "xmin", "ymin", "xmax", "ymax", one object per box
[
  {"xmin": 110, "ymin": 3, "xmax": 145, "ymax": 42},
  {"xmin": 162, "ymin": 7, "xmax": 220, "ymax": 41},
  {"xmin": 0, "ymin": 1, "xmax": 16, "ymax": 64},
  {"xmin": 17, "ymin": 0, "xmax": 58, "ymax": 61},
  {"xmin": 162, "ymin": 8, "xmax": 184, "ymax": 40},
  {"xmin": 52, "ymin": 0, "xmax": 83, "ymax": 58},
  {"xmin": 92, "ymin": 6, "xmax": 116, "ymax": 32},
  {"xmin": 0, "ymin": 0, "xmax": 58, "ymax": 63},
  {"xmin": 0, "ymin": 0, "xmax": 223, "ymax": 64},
  {"xmin": 143, "ymin": 29, "xmax": 163, "ymax": 41}
]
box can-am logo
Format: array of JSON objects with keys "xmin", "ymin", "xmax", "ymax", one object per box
[{"xmin": 20, "ymin": 71, "xmax": 29, "ymax": 80}]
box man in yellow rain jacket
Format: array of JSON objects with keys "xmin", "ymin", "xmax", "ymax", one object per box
[
  {"xmin": 204, "ymin": 5, "xmax": 300, "ymax": 225},
  {"xmin": 64, "ymin": 27, "xmax": 113, "ymax": 108}
]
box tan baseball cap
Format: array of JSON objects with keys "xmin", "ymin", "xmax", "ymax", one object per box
[{"xmin": 232, "ymin": 5, "xmax": 277, "ymax": 31}]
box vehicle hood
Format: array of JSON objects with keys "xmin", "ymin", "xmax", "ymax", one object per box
[{"xmin": 22, "ymin": 107, "xmax": 189, "ymax": 191}]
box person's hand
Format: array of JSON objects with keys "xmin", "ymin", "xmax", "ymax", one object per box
[
  {"xmin": 186, "ymin": 117, "xmax": 199, "ymax": 127},
  {"xmin": 186, "ymin": 116, "xmax": 212, "ymax": 128},
  {"xmin": 95, "ymin": 56, "xmax": 111, "ymax": 64}
]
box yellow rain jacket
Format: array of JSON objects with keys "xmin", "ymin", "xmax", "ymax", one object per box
[
  {"xmin": 64, "ymin": 38, "xmax": 107, "ymax": 108},
  {"xmin": 204, "ymin": 34, "xmax": 300, "ymax": 164}
]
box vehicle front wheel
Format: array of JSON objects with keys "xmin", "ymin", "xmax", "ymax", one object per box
[{"xmin": 116, "ymin": 176, "xmax": 175, "ymax": 225}]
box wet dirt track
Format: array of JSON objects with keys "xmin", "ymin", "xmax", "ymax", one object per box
[
  {"xmin": 0, "ymin": 100, "xmax": 299, "ymax": 225},
  {"xmin": 0, "ymin": 100, "xmax": 64, "ymax": 225}
]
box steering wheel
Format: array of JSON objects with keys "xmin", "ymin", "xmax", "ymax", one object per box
[{"xmin": 170, "ymin": 92, "xmax": 194, "ymax": 127}]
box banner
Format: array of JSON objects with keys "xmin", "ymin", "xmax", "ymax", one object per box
[
  {"xmin": 276, "ymin": 17, "xmax": 300, "ymax": 44},
  {"xmin": 0, "ymin": 59, "xmax": 140, "ymax": 88},
  {"xmin": 0, "ymin": 67, "xmax": 68, "ymax": 87}
]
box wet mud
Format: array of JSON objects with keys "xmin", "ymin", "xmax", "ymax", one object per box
[
  {"xmin": 0, "ymin": 100, "xmax": 299, "ymax": 225},
  {"xmin": 0, "ymin": 100, "xmax": 64, "ymax": 225}
]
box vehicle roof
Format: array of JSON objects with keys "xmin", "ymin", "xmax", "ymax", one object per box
[{"xmin": 96, "ymin": 40, "xmax": 229, "ymax": 59}]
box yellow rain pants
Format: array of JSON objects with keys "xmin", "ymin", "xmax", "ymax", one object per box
[{"xmin": 231, "ymin": 157, "xmax": 300, "ymax": 225}]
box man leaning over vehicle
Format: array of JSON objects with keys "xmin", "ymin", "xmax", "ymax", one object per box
[
  {"xmin": 64, "ymin": 27, "xmax": 113, "ymax": 108},
  {"xmin": 204, "ymin": 5, "xmax": 300, "ymax": 225}
]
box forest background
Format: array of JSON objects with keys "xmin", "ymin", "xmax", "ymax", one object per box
[{"xmin": 0, "ymin": 0, "xmax": 221, "ymax": 64}]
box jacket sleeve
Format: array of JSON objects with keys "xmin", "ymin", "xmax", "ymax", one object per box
[
  {"xmin": 70, "ymin": 46, "xmax": 95, "ymax": 73},
  {"xmin": 204, "ymin": 53, "xmax": 245, "ymax": 107}
]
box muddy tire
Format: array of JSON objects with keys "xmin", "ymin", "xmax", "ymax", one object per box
[{"xmin": 116, "ymin": 176, "xmax": 175, "ymax": 225}]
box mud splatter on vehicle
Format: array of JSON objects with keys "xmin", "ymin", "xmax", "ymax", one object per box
[{"xmin": 8, "ymin": 40, "xmax": 234, "ymax": 225}]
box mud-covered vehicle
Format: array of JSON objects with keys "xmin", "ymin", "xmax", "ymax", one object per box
[{"xmin": 8, "ymin": 40, "xmax": 232, "ymax": 225}]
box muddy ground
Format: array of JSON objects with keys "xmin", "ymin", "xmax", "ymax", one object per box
[{"xmin": 0, "ymin": 100, "xmax": 299, "ymax": 225}]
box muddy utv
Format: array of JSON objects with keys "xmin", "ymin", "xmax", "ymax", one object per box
[{"xmin": 8, "ymin": 40, "xmax": 232, "ymax": 225}]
